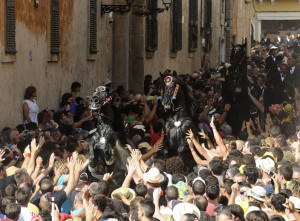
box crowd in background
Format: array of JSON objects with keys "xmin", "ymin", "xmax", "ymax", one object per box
[{"xmin": 0, "ymin": 31, "xmax": 299, "ymax": 221}]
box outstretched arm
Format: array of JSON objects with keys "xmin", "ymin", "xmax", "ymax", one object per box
[
  {"xmin": 210, "ymin": 116, "xmax": 228, "ymax": 157},
  {"xmin": 187, "ymin": 138, "xmax": 208, "ymax": 167}
]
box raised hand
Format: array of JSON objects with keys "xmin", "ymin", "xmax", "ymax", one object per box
[
  {"xmin": 36, "ymin": 157, "xmax": 43, "ymax": 168},
  {"xmin": 153, "ymin": 187, "xmax": 162, "ymax": 203},
  {"xmin": 231, "ymin": 182, "xmax": 240, "ymax": 194},
  {"xmin": 103, "ymin": 172, "xmax": 114, "ymax": 181},
  {"xmin": 152, "ymin": 141, "xmax": 163, "ymax": 153},
  {"xmin": 186, "ymin": 129, "xmax": 195, "ymax": 141},
  {"xmin": 67, "ymin": 157, "xmax": 75, "ymax": 170},
  {"xmin": 31, "ymin": 138, "xmax": 38, "ymax": 153},
  {"xmin": 84, "ymin": 204, "xmax": 97, "ymax": 221},
  {"xmin": 38, "ymin": 136, "xmax": 45, "ymax": 148},
  {"xmin": 0, "ymin": 149, "xmax": 5, "ymax": 163},
  {"xmin": 125, "ymin": 144, "xmax": 133, "ymax": 153},
  {"xmin": 127, "ymin": 162, "xmax": 136, "ymax": 176},
  {"xmin": 55, "ymin": 164, "xmax": 67, "ymax": 176},
  {"xmin": 198, "ymin": 132, "xmax": 208, "ymax": 140},
  {"xmin": 74, "ymin": 160, "xmax": 83, "ymax": 172},
  {"xmin": 49, "ymin": 153, "xmax": 55, "ymax": 168},
  {"xmin": 210, "ymin": 116, "xmax": 215, "ymax": 128},
  {"xmin": 72, "ymin": 151, "xmax": 78, "ymax": 161},
  {"xmin": 224, "ymin": 104, "xmax": 231, "ymax": 112}
]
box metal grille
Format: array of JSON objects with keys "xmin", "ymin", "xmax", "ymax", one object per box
[
  {"xmin": 5, "ymin": 0, "xmax": 16, "ymax": 54},
  {"xmin": 146, "ymin": 0, "xmax": 158, "ymax": 52},
  {"xmin": 51, "ymin": 0, "xmax": 59, "ymax": 54},
  {"xmin": 90, "ymin": 0, "xmax": 98, "ymax": 53},
  {"xmin": 172, "ymin": 0, "xmax": 182, "ymax": 52},
  {"xmin": 188, "ymin": 0, "xmax": 198, "ymax": 52}
]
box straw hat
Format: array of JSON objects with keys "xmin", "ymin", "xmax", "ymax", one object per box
[
  {"xmin": 247, "ymin": 186, "xmax": 268, "ymax": 202},
  {"xmin": 244, "ymin": 206, "xmax": 260, "ymax": 218},
  {"xmin": 143, "ymin": 168, "xmax": 164, "ymax": 183},
  {"xmin": 260, "ymin": 158, "xmax": 276, "ymax": 175},
  {"xmin": 289, "ymin": 196, "xmax": 300, "ymax": 211},
  {"xmin": 6, "ymin": 166, "xmax": 20, "ymax": 177},
  {"xmin": 268, "ymin": 46, "xmax": 278, "ymax": 53},
  {"xmin": 111, "ymin": 187, "xmax": 136, "ymax": 205},
  {"xmin": 172, "ymin": 203, "xmax": 200, "ymax": 221}
]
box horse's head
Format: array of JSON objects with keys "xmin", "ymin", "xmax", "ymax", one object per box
[
  {"xmin": 89, "ymin": 86, "xmax": 112, "ymax": 110},
  {"xmin": 230, "ymin": 43, "xmax": 246, "ymax": 66},
  {"xmin": 161, "ymin": 72, "xmax": 182, "ymax": 111},
  {"xmin": 95, "ymin": 123, "xmax": 117, "ymax": 166}
]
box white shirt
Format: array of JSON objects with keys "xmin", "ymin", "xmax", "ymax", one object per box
[
  {"xmin": 18, "ymin": 207, "xmax": 36, "ymax": 221},
  {"xmin": 290, "ymin": 66, "xmax": 295, "ymax": 75},
  {"xmin": 23, "ymin": 99, "xmax": 39, "ymax": 125}
]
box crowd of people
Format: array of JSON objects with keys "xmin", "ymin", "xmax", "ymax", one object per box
[{"xmin": 0, "ymin": 31, "xmax": 300, "ymax": 221}]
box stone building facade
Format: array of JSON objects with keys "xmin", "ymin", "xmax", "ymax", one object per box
[
  {"xmin": 251, "ymin": 0, "xmax": 300, "ymax": 43},
  {"xmin": 0, "ymin": 0, "xmax": 253, "ymax": 127},
  {"xmin": 0, "ymin": 0, "xmax": 113, "ymax": 127}
]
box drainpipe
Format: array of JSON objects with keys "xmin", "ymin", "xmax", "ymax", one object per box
[{"xmin": 125, "ymin": 12, "xmax": 129, "ymax": 91}]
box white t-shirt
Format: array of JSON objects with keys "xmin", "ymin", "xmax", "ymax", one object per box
[
  {"xmin": 23, "ymin": 99, "xmax": 39, "ymax": 125},
  {"xmin": 18, "ymin": 207, "xmax": 36, "ymax": 221}
]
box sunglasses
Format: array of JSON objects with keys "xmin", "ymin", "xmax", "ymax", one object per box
[{"xmin": 240, "ymin": 190, "xmax": 246, "ymax": 195}]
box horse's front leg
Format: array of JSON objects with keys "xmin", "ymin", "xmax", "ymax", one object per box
[{"xmin": 88, "ymin": 140, "xmax": 96, "ymax": 169}]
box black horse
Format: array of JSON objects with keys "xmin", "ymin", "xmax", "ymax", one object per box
[
  {"xmin": 220, "ymin": 43, "xmax": 250, "ymax": 135},
  {"xmin": 160, "ymin": 73, "xmax": 198, "ymax": 171},
  {"xmin": 88, "ymin": 86, "xmax": 129, "ymax": 189}
]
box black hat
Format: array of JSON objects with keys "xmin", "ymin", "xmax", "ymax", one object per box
[
  {"xmin": 287, "ymin": 32, "xmax": 291, "ymax": 36},
  {"xmin": 277, "ymin": 31, "xmax": 280, "ymax": 35}
]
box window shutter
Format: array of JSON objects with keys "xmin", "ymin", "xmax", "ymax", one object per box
[
  {"xmin": 146, "ymin": 0, "xmax": 158, "ymax": 52},
  {"xmin": 90, "ymin": 0, "xmax": 98, "ymax": 53},
  {"xmin": 51, "ymin": 0, "xmax": 59, "ymax": 54},
  {"xmin": 5, "ymin": 0, "xmax": 16, "ymax": 54},
  {"xmin": 172, "ymin": 0, "xmax": 182, "ymax": 52},
  {"xmin": 188, "ymin": 0, "xmax": 198, "ymax": 52},
  {"xmin": 206, "ymin": 0, "xmax": 212, "ymax": 28}
]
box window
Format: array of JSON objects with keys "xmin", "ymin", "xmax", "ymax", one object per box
[
  {"xmin": 146, "ymin": 0, "xmax": 158, "ymax": 52},
  {"xmin": 203, "ymin": 0, "xmax": 212, "ymax": 52},
  {"xmin": 172, "ymin": 0, "xmax": 182, "ymax": 52},
  {"xmin": 5, "ymin": 0, "xmax": 16, "ymax": 54},
  {"xmin": 51, "ymin": 0, "xmax": 59, "ymax": 54},
  {"xmin": 89, "ymin": 0, "xmax": 98, "ymax": 53},
  {"xmin": 188, "ymin": 0, "xmax": 198, "ymax": 52}
]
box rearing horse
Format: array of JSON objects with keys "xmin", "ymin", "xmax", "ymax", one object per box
[
  {"xmin": 160, "ymin": 73, "xmax": 198, "ymax": 171},
  {"xmin": 88, "ymin": 86, "xmax": 129, "ymax": 189}
]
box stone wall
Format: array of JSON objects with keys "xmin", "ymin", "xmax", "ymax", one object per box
[
  {"xmin": 112, "ymin": 0, "xmax": 227, "ymax": 93},
  {"xmin": 0, "ymin": 0, "xmax": 113, "ymax": 127}
]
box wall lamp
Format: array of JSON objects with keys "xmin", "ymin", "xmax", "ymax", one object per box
[
  {"xmin": 101, "ymin": 0, "xmax": 135, "ymax": 15},
  {"xmin": 148, "ymin": 0, "xmax": 172, "ymax": 14}
]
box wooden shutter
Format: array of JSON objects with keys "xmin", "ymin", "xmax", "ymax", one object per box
[
  {"xmin": 206, "ymin": 0, "xmax": 212, "ymax": 28},
  {"xmin": 51, "ymin": 0, "xmax": 59, "ymax": 54},
  {"xmin": 146, "ymin": 0, "xmax": 158, "ymax": 52},
  {"xmin": 188, "ymin": 0, "xmax": 198, "ymax": 52},
  {"xmin": 5, "ymin": 0, "xmax": 16, "ymax": 54},
  {"xmin": 90, "ymin": 0, "xmax": 98, "ymax": 53},
  {"xmin": 172, "ymin": 0, "xmax": 182, "ymax": 52}
]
